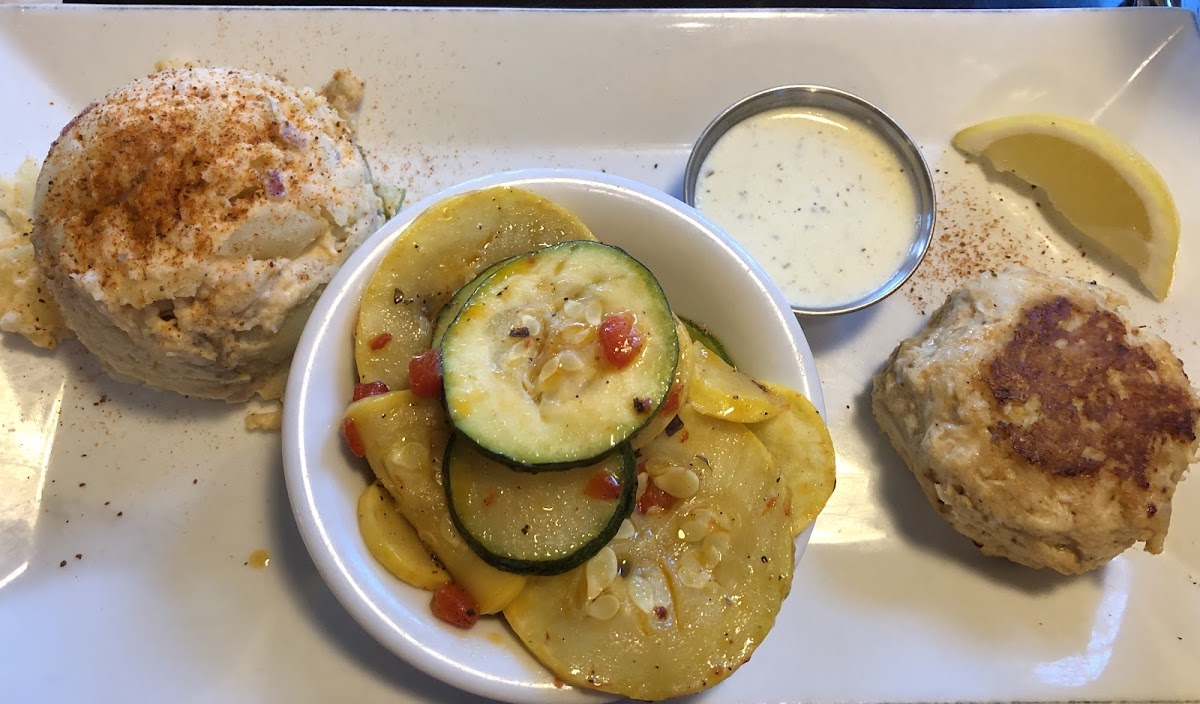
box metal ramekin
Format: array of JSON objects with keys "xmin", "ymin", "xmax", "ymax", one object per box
[{"xmin": 683, "ymin": 85, "xmax": 936, "ymax": 316}]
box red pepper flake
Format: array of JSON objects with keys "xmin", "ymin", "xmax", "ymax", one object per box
[
  {"xmin": 481, "ymin": 491, "xmax": 499, "ymax": 508},
  {"xmin": 598, "ymin": 311, "xmax": 643, "ymax": 368},
  {"xmin": 409, "ymin": 349, "xmax": 443, "ymax": 398},
  {"xmin": 632, "ymin": 397, "xmax": 652, "ymax": 413},
  {"xmin": 431, "ymin": 583, "xmax": 480, "ymax": 629},
  {"xmin": 368, "ymin": 332, "xmax": 393, "ymax": 351},
  {"xmin": 584, "ymin": 471, "xmax": 622, "ymax": 500},
  {"xmin": 653, "ymin": 605, "xmax": 668, "ymax": 620},
  {"xmin": 342, "ymin": 418, "xmax": 366, "ymax": 457},
  {"xmin": 352, "ymin": 380, "xmax": 391, "ymax": 401}
]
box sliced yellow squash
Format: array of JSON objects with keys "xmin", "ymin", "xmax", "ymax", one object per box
[
  {"xmin": 354, "ymin": 187, "xmax": 596, "ymax": 389},
  {"xmin": 504, "ymin": 406, "xmax": 793, "ymax": 700},
  {"xmin": 631, "ymin": 316, "xmax": 694, "ymax": 450},
  {"xmin": 687, "ymin": 341, "xmax": 785, "ymax": 423},
  {"xmin": 752, "ymin": 382, "xmax": 836, "ymax": 534},
  {"xmin": 344, "ymin": 390, "xmax": 526, "ymax": 614},
  {"xmin": 357, "ymin": 481, "xmax": 451, "ymax": 590}
]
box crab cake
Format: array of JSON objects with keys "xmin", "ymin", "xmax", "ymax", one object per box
[
  {"xmin": 31, "ymin": 67, "xmax": 384, "ymax": 401},
  {"xmin": 872, "ymin": 266, "xmax": 1199, "ymax": 575}
]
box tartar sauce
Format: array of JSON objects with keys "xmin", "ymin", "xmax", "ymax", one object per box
[{"xmin": 694, "ymin": 106, "xmax": 919, "ymax": 310}]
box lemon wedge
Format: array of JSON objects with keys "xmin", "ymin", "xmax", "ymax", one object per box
[{"xmin": 952, "ymin": 114, "xmax": 1180, "ymax": 299}]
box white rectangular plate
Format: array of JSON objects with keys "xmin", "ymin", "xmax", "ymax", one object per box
[{"xmin": 1, "ymin": 6, "xmax": 1197, "ymax": 703}]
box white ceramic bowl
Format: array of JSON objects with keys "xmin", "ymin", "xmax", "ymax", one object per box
[{"xmin": 281, "ymin": 168, "xmax": 824, "ymax": 704}]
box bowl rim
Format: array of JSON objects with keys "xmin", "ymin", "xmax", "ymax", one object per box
[
  {"xmin": 281, "ymin": 167, "xmax": 823, "ymax": 703},
  {"xmin": 682, "ymin": 84, "xmax": 937, "ymax": 317}
]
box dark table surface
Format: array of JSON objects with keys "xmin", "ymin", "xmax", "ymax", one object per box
[{"xmin": 60, "ymin": 0, "xmax": 1193, "ymax": 8}]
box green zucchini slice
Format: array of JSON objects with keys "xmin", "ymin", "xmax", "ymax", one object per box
[
  {"xmin": 440, "ymin": 240, "xmax": 679, "ymax": 469},
  {"xmin": 445, "ymin": 434, "xmax": 636, "ymax": 575}
]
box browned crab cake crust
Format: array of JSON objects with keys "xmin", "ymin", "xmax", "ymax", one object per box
[{"xmin": 872, "ymin": 266, "xmax": 1199, "ymax": 575}]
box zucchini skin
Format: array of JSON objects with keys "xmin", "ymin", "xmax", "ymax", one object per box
[
  {"xmin": 431, "ymin": 255, "xmax": 519, "ymax": 350},
  {"xmin": 444, "ymin": 434, "xmax": 637, "ymax": 576},
  {"xmin": 681, "ymin": 316, "xmax": 735, "ymax": 367}
]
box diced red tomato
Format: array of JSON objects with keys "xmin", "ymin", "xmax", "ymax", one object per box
[
  {"xmin": 637, "ymin": 481, "xmax": 677, "ymax": 514},
  {"xmin": 352, "ymin": 381, "xmax": 390, "ymax": 401},
  {"xmin": 584, "ymin": 471, "xmax": 622, "ymax": 500},
  {"xmin": 342, "ymin": 418, "xmax": 365, "ymax": 457},
  {"xmin": 409, "ymin": 349, "xmax": 443, "ymax": 398},
  {"xmin": 598, "ymin": 311, "xmax": 643, "ymax": 368},
  {"xmin": 368, "ymin": 332, "xmax": 393, "ymax": 351},
  {"xmin": 431, "ymin": 583, "xmax": 480, "ymax": 629}
]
